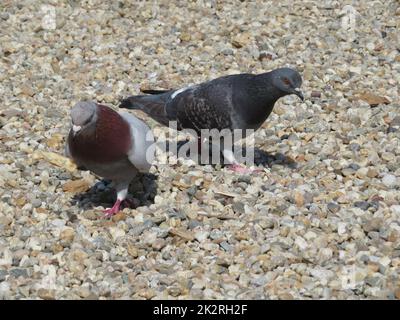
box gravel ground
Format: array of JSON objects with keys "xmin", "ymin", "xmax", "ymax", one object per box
[{"xmin": 1, "ymin": 0, "xmax": 400, "ymax": 299}]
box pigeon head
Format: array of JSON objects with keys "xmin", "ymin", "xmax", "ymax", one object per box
[
  {"xmin": 70, "ymin": 101, "xmax": 97, "ymax": 135},
  {"xmin": 271, "ymin": 68, "xmax": 304, "ymax": 101}
]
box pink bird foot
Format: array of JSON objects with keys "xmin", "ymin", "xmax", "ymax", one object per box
[
  {"xmin": 227, "ymin": 164, "xmax": 264, "ymax": 174},
  {"xmin": 103, "ymin": 199, "xmax": 122, "ymax": 218}
]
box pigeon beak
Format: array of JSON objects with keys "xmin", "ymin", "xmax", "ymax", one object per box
[
  {"xmin": 72, "ymin": 125, "xmax": 81, "ymax": 136},
  {"xmin": 293, "ymin": 88, "xmax": 304, "ymax": 101}
]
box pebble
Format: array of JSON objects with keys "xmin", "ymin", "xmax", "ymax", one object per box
[{"xmin": 382, "ymin": 174, "xmax": 398, "ymax": 188}]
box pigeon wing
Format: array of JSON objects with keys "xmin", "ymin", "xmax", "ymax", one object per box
[
  {"xmin": 166, "ymin": 81, "xmax": 234, "ymax": 133},
  {"xmin": 119, "ymin": 111, "xmax": 155, "ymax": 173}
]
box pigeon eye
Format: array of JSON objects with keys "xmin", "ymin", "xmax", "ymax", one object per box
[{"xmin": 282, "ymin": 77, "xmax": 290, "ymax": 86}]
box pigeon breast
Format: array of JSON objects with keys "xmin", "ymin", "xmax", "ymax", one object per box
[{"xmin": 68, "ymin": 105, "xmax": 132, "ymax": 164}]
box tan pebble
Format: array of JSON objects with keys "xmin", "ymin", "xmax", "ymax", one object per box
[
  {"xmin": 231, "ymin": 32, "xmax": 251, "ymax": 48},
  {"xmin": 395, "ymin": 288, "xmax": 400, "ymax": 300},
  {"xmin": 179, "ymin": 32, "xmax": 191, "ymax": 42},
  {"xmin": 294, "ymin": 191, "xmax": 304, "ymax": 207},
  {"xmin": 367, "ymin": 168, "xmax": 378, "ymax": 178},
  {"xmin": 62, "ymin": 179, "xmax": 90, "ymax": 193},
  {"xmin": 37, "ymin": 288, "xmax": 55, "ymax": 300},
  {"xmin": 169, "ymin": 228, "xmax": 194, "ymax": 241},
  {"xmin": 127, "ymin": 244, "xmax": 139, "ymax": 258},
  {"xmin": 60, "ymin": 228, "xmax": 75, "ymax": 242}
]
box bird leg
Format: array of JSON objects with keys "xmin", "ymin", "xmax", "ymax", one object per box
[
  {"xmin": 227, "ymin": 163, "xmax": 263, "ymax": 174},
  {"xmin": 104, "ymin": 199, "xmax": 122, "ymax": 218},
  {"xmin": 103, "ymin": 182, "xmax": 129, "ymax": 218},
  {"xmin": 222, "ymin": 148, "xmax": 263, "ymax": 174}
]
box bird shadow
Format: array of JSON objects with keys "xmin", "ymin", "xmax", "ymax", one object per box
[
  {"xmin": 70, "ymin": 173, "xmax": 158, "ymax": 211},
  {"xmin": 253, "ymin": 147, "xmax": 298, "ymax": 169},
  {"xmin": 169, "ymin": 139, "xmax": 298, "ymax": 169}
]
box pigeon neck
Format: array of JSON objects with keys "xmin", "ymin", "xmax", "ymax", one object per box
[
  {"xmin": 234, "ymin": 74, "xmax": 286, "ymax": 129},
  {"xmin": 253, "ymin": 73, "xmax": 285, "ymax": 101}
]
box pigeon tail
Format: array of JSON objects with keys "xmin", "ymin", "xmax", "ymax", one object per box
[{"xmin": 119, "ymin": 95, "xmax": 170, "ymax": 126}]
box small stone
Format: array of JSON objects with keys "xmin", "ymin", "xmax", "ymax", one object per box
[
  {"xmin": 391, "ymin": 116, "xmax": 400, "ymax": 127},
  {"xmin": 231, "ymin": 33, "xmax": 251, "ymax": 48},
  {"xmin": 0, "ymin": 270, "xmax": 7, "ymax": 281},
  {"xmin": 221, "ymin": 48, "xmax": 234, "ymax": 55},
  {"xmin": 341, "ymin": 167, "xmax": 355, "ymax": 176},
  {"xmin": 382, "ymin": 174, "xmax": 398, "ymax": 188},
  {"xmin": 232, "ymin": 201, "xmax": 245, "ymax": 214},
  {"xmin": 9, "ymin": 268, "xmax": 28, "ymax": 278},
  {"xmin": 188, "ymin": 220, "xmax": 202, "ymax": 229},
  {"xmin": 152, "ymin": 239, "xmax": 166, "ymax": 251},
  {"xmin": 294, "ymin": 191, "xmax": 304, "ymax": 207},
  {"xmin": 167, "ymin": 286, "xmax": 181, "ymax": 297},
  {"xmin": 395, "ymin": 288, "xmax": 400, "ymax": 300},
  {"xmin": 327, "ymin": 202, "xmax": 340, "ymax": 213},
  {"xmin": 390, "ymin": 205, "xmax": 400, "ymax": 216},
  {"xmin": 109, "ymin": 227, "xmax": 125, "ymax": 241},
  {"xmin": 30, "ymin": 198, "xmax": 41, "ymax": 208},
  {"xmin": 76, "ymin": 287, "xmax": 91, "ymax": 299},
  {"xmin": 295, "ymin": 236, "xmax": 308, "ymax": 250},
  {"xmin": 337, "ymin": 222, "xmax": 347, "ymax": 235},
  {"xmin": 220, "ymin": 241, "xmax": 233, "ymax": 252},
  {"xmin": 20, "ymin": 84, "xmax": 35, "ymax": 97},
  {"xmin": 60, "ymin": 228, "xmax": 75, "ymax": 243},
  {"xmin": 179, "ymin": 33, "xmax": 191, "ymax": 42},
  {"xmin": 381, "ymin": 152, "xmax": 395, "ymax": 162},
  {"xmin": 62, "ymin": 179, "xmax": 90, "ymax": 193},
  {"xmin": 37, "ymin": 288, "xmax": 55, "ymax": 300},
  {"xmin": 354, "ymin": 201, "xmax": 370, "ymax": 210},
  {"xmin": 349, "ymin": 66, "xmax": 362, "ymax": 74},
  {"xmin": 194, "ymin": 230, "xmax": 209, "ymax": 242},
  {"xmin": 127, "ymin": 244, "xmax": 139, "ymax": 258},
  {"xmin": 363, "ymin": 218, "xmax": 382, "ymax": 233},
  {"xmin": 258, "ymin": 51, "xmax": 275, "ymax": 61},
  {"xmin": 311, "ymin": 91, "xmax": 321, "ymax": 98},
  {"xmin": 169, "ymin": 228, "xmax": 194, "ymax": 241},
  {"xmin": 367, "ymin": 168, "xmax": 378, "ymax": 178}
]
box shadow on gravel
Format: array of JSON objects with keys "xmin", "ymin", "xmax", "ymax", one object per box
[
  {"xmin": 172, "ymin": 139, "xmax": 298, "ymax": 169},
  {"xmin": 253, "ymin": 147, "xmax": 298, "ymax": 169},
  {"xmin": 70, "ymin": 173, "xmax": 158, "ymax": 210}
]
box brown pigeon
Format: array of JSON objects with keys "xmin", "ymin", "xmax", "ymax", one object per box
[{"xmin": 66, "ymin": 101, "xmax": 155, "ymax": 217}]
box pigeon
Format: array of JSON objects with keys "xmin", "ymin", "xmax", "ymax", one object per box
[
  {"xmin": 119, "ymin": 68, "xmax": 304, "ymax": 173},
  {"xmin": 66, "ymin": 101, "xmax": 155, "ymax": 217}
]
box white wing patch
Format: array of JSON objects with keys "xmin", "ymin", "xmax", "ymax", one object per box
[
  {"xmin": 119, "ymin": 111, "xmax": 155, "ymax": 173},
  {"xmin": 171, "ymin": 85, "xmax": 192, "ymax": 100}
]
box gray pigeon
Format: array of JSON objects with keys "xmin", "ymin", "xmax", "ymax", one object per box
[
  {"xmin": 66, "ymin": 101, "xmax": 155, "ymax": 217},
  {"xmin": 120, "ymin": 68, "xmax": 303, "ymax": 173}
]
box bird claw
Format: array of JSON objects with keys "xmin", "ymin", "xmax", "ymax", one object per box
[
  {"xmin": 103, "ymin": 200, "xmax": 122, "ymax": 218},
  {"xmin": 227, "ymin": 164, "xmax": 264, "ymax": 174}
]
